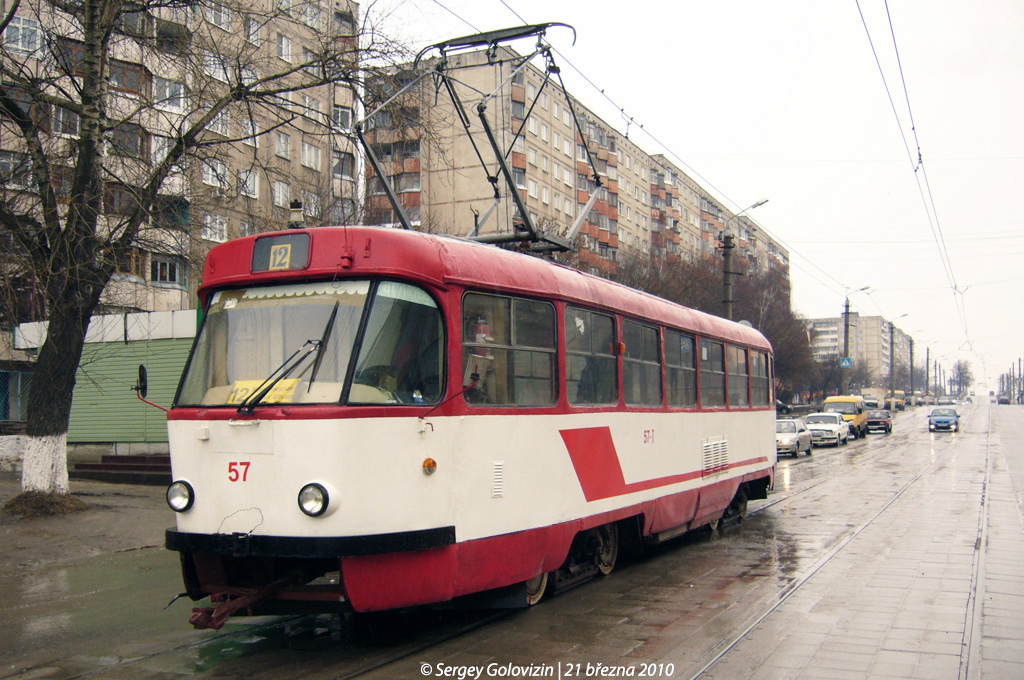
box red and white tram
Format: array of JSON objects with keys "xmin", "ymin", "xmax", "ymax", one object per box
[{"xmin": 164, "ymin": 226, "xmax": 776, "ymax": 628}]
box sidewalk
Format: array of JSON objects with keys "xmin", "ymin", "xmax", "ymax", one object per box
[{"xmin": 0, "ymin": 471, "xmax": 170, "ymax": 573}]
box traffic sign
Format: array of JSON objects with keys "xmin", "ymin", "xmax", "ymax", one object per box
[{"xmin": 840, "ymin": 357, "xmax": 852, "ymax": 368}]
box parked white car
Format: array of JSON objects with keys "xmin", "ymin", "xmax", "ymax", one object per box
[
  {"xmin": 776, "ymin": 418, "xmax": 813, "ymax": 457},
  {"xmin": 803, "ymin": 412, "xmax": 851, "ymax": 447}
]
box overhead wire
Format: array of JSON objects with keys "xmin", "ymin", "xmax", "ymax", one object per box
[{"xmin": 856, "ymin": 0, "xmax": 971, "ymax": 346}]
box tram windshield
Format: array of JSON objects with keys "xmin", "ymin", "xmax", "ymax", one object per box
[{"xmin": 176, "ymin": 280, "xmax": 444, "ymax": 407}]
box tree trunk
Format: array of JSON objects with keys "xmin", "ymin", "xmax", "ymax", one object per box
[{"xmin": 21, "ymin": 297, "xmax": 94, "ymax": 494}]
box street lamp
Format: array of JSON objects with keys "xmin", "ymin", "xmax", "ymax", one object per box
[
  {"xmin": 722, "ymin": 198, "xmax": 768, "ymax": 320},
  {"xmin": 842, "ymin": 286, "xmax": 870, "ymax": 393},
  {"xmin": 888, "ymin": 313, "xmax": 908, "ymax": 407}
]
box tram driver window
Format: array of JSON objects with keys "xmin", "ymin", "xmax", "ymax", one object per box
[
  {"xmin": 700, "ymin": 339, "xmax": 726, "ymax": 408},
  {"xmin": 462, "ymin": 293, "xmax": 556, "ymax": 406},
  {"xmin": 350, "ymin": 282, "xmax": 443, "ymax": 405},
  {"xmin": 565, "ymin": 307, "xmax": 617, "ymax": 405}
]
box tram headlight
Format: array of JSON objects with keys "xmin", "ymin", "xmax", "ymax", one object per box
[
  {"xmin": 298, "ymin": 483, "xmax": 329, "ymax": 517},
  {"xmin": 166, "ymin": 480, "xmax": 195, "ymax": 513}
]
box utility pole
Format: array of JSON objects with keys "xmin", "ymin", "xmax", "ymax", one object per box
[
  {"xmin": 721, "ymin": 198, "xmax": 767, "ymax": 321},
  {"xmin": 909, "ymin": 338, "xmax": 914, "ymax": 401},
  {"xmin": 925, "ymin": 346, "xmax": 930, "ymax": 398},
  {"xmin": 842, "ymin": 297, "xmax": 851, "ymax": 393},
  {"xmin": 722, "ymin": 233, "xmax": 735, "ymax": 321}
]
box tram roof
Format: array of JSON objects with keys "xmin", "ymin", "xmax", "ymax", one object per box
[{"xmin": 199, "ymin": 226, "xmax": 771, "ymax": 350}]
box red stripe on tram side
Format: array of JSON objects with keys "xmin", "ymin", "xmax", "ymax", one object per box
[{"xmin": 559, "ymin": 426, "xmax": 704, "ymax": 502}]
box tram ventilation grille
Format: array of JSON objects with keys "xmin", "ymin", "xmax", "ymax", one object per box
[
  {"xmin": 701, "ymin": 438, "xmax": 729, "ymax": 478},
  {"xmin": 491, "ymin": 461, "xmax": 504, "ymax": 498}
]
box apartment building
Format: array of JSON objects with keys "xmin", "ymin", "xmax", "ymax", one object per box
[
  {"xmin": 807, "ymin": 312, "xmax": 911, "ymax": 384},
  {"xmin": 1, "ymin": 0, "xmax": 361, "ymax": 317}
]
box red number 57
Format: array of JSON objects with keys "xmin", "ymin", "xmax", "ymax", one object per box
[{"xmin": 228, "ymin": 461, "xmax": 250, "ymax": 482}]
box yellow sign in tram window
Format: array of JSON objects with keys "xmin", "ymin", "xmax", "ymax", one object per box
[
  {"xmin": 227, "ymin": 379, "xmax": 300, "ymax": 404},
  {"xmin": 268, "ymin": 243, "xmax": 292, "ymax": 271}
]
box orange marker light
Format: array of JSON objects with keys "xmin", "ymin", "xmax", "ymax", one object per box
[{"xmin": 422, "ymin": 458, "xmax": 437, "ymax": 475}]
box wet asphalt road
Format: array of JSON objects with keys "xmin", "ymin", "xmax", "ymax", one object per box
[{"xmin": 1, "ymin": 401, "xmax": 1020, "ymax": 679}]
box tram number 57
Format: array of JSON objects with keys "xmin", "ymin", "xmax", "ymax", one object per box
[{"xmin": 228, "ymin": 461, "xmax": 250, "ymax": 482}]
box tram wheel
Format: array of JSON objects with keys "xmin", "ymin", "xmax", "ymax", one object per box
[
  {"xmin": 525, "ymin": 572, "xmax": 549, "ymax": 606},
  {"xmin": 596, "ymin": 523, "xmax": 619, "ymax": 576}
]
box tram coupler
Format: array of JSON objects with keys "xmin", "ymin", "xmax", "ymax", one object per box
[{"xmin": 189, "ymin": 575, "xmax": 295, "ymax": 630}]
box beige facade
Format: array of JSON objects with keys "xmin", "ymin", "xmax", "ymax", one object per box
[{"xmin": 1, "ymin": 0, "xmax": 361, "ymax": 316}]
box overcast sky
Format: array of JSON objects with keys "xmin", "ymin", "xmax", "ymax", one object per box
[{"xmin": 369, "ymin": 0, "xmax": 1024, "ymax": 391}]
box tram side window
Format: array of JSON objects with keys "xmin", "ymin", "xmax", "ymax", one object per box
[
  {"xmin": 623, "ymin": 319, "xmax": 662, "ymax": 406},
  {"xmin": 666, "ymin": 330, "xmax": 697, "ymax": 407},
  {"xmin": 350, "ymin": 282, "xmax": 443, "ymax": 405},
  {"xmin": 750, "ymin": 350, "xmax": 770, "ymax": 406},
  {"xmin": 565, "ymin": 306, "xmax": 617, "ymax": 405},
  {"xmin": 728, "ymin": 344, "xmax": 749, "ymax": 407},
  {"xmin": 700, "ymin": 339, "xmax": 726, "ymax": 408},
  {"xmin": 462, "ymin": 293, "xmax": 556, "ymax": 406}
]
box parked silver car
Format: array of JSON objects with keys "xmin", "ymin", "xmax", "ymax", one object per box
[{"xmin": 776, "ymin": 418, "xmax": 813, "ymax": 457}]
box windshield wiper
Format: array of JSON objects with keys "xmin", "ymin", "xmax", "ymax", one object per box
[
  {"xmin": 236, "ymin": 339, "xmax": 321, "ymax": 414},
  {"xmin": 307, "ymin": 301, "xmax": 339, "ymax": 389}
]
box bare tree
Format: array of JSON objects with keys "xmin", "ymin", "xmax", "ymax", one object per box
[{"xmin": 0, "ymin": 0, "xmax": 408, "ymax": 507}]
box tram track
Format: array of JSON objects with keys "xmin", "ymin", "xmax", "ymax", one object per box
[{"xmin": 689, "ymin": 405, "xmax": 992, "ymax": 680}]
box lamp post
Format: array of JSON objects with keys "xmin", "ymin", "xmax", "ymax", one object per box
[
  {"xmin": 842, "ymin": 286, "xmax": 869, "ymax": 393},
  {"xmin": 722, "ymin": 198, "xmax": 768, "ymax": 320},
  {"xmin": 888, "ymin": 313, "xmax": 908, "ymax": 407}
]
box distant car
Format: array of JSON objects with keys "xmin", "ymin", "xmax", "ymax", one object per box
[
  {"xmin": 937, "ymin": 396, "xmax": 956, "ymax": 405},
  {"xmin": 998, "ymin": 396, "xmax": 1010, "ymax": 405},
  {"xmin": 866, "ymin": 409, "xmax": 893, "ymax": 434},
  {"xmin": 776, "ymin": 418, "xmax": 812, "ymax": 457},
  {"xmin": 862, "ymin": 395, "xmax": 880, "ymax": 409},
  {"xmin": 803, "ymin": 412, "xmax": 850, "ymax": 447},
  {"xmin": 776, "ymin": 399, "xmax": 793, "ymax": 414},
  {"xmin": 928, "ymin": 408, "xmax": 960, "ymax": 432}
]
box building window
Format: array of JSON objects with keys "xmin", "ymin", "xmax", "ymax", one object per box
[
  {"xmin": 301, "ymin": 94, "xmax": 322, "ymax": 124},
  {"xmin": 276, "ymin": 33, "xmax": 291, "ymax": 62},
  {"xmin": 111, "ymin": 122, "xmax": 147, "ymax": 159},
  {"xmin": 203, "ymin": 55, "xmax": 229, "ymax": 82},
  {"xmin": 528, "ymin": 179, "xmax": 538, "ymax": 198},
  {"xmin": 154, "ymin": 77, "xmax": 186, "ymax": 112},
  {"xmin": 303, "ymin": 191, "xmax": 321, "ymax": 218},
  {"xmin": 333, "ymin": 150, "xmax": 354, "ymax": 179},
  {"xmin": 244, "ymin": 16, "xmax": 262, "ymax": 45},
  {"xmin": 238, "ymin": 168, "xmax": 258, "ymax": 198},
  {"xmin": 201, "ymin": 159, "xmax": 228, "ymax": 191},
  {"xmin": 333, "ymin": 105, "xmax": 352, "ymax": 130},
  {"xmin": 301, "ymin": 141, "xmax": 321, "ymax": 170},
  {"xmin": 3, "ymin": 16, "xmax": 40, "ymax": 54},
  {"xmin": 151, "ymin": 256, "xmax": 183, "ymax": 284},
  {"xmin": 202, "ymin": 213, "xmax": 227, "ymax": 242},
  {"xmin": 207, "ymin": 108, "xmax": 229, "ymax": 136},
  {"xmin": 53, "ymin": 106, "xmax": 80, "ymax": 137},
  {"xmin": 273, "ymin": 180, "xmax": 290, "ymax": 207},
  {"xmin": 275, "ymin": 132, "xmax": 291, "ymax": 159},
  {"xmin": 206, "ymin": 3, "xmax": 232, "ymax": 30}
]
